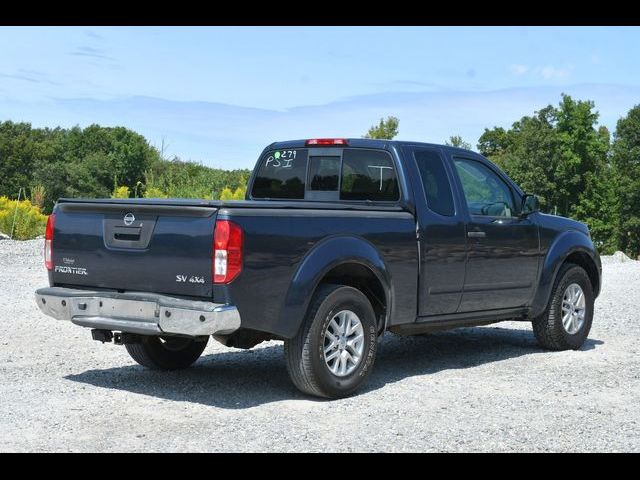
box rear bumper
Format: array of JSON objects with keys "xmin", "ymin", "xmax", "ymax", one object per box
[{"xmin": 35, "ymin": 287, "xmax": 241, "ymax": 337}]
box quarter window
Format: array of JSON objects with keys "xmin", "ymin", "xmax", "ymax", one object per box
[
  {"xmin": 340, "ymin": 149, "xmax": 399, "ymax": 201},
  {"xmin": 251, "ymin": 149, "xmax": 308, "ymax": 199},
  {"xmin": 414, "ymin": 150, "xmax": 455, "ymax": 216},
  {"xmin": 454, "ymin": 158, "xmax": 515, "ymax": 217}
]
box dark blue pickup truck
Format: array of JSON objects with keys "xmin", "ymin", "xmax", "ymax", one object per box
[{"xmin": 35, "ymin": 138, "xmax": 601, "ymax": 398}]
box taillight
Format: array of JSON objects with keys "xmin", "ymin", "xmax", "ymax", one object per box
[
  {"xmin": 213, "ymin": 220, "xmax": 243, "ymax": 284},
  {"xmin": 305, "ymin": 138, "xmax": 348, "ymax": 146},
  {"xmin": 44, "ymin": 213, "xmax": 56, "ymax": 270}
]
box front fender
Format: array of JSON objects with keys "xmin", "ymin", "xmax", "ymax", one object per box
[
  {"xmin": 530, "ymin": 230, "xmax": 599, "ymax": 318},
  {"xmin": 277, "ymin": 235, "xmax": 392, "ymax": 339}
]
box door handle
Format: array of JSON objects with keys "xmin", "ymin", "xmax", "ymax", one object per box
[{"xmin": 467, "ymin": 231, "xmax": 486, "ymax": 238}]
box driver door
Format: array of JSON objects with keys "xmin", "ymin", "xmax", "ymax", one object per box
[{"xmin": 452, "ymin": 157, "xmax": 539, "ymax": 312}]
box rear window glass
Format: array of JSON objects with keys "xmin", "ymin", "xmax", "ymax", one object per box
[
  {"xmin": 251, "ymin": 147, "xmax": 400, "ymax": 201},
  {"xmin": 340, "ymin": 150, "xmax": 399, "ymax": 201},
  {"xmin": 309, "ymin": 156, "xmax": 340, "ymax": 191},
  {"xmin": 251, "ymin": 149, "xmax": 308, "ymax": 199}
]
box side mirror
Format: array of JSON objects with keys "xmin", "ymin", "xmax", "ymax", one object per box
[{"xmin": 521, "ymin": 194, "xmax": 540, "ymax": 217}]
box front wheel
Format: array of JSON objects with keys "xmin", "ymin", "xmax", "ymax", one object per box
[
  {"xmin": 284, "ymin": 284, "xmax": 378, "ymax": 399},
  {"xmin": 125, "ymin": 336, "xmax": 208, "ymax": 370},
  {"xmin": 532, "ymin": 263, "xmax": 594, "ymax": 351}
]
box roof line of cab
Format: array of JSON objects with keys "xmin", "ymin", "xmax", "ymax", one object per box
[{"xmin": 268, "ymin": 138, "xmax": 475, "ymax": 153}]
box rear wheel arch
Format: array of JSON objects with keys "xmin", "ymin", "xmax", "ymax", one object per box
[
  {"xmin": 316, "ymin": 261, "xmax": 389, "ymax": 335},
  {"xmin": 280, "ymin": 235, "xmax": 393, "ymax": 339}
]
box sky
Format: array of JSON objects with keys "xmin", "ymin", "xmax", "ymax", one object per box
[{"xmin": 1, "ymin": 26, "xmax": 639, "ymax": 169}]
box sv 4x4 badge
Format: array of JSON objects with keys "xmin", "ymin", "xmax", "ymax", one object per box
[{"xmin": 176, "ymin": 275, "xmax": 205, "ymax": 284}]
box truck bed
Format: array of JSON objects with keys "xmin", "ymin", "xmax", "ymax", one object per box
[{"xmin": 50, "ymin": 197, "xmax": 418, "ymax": 338}]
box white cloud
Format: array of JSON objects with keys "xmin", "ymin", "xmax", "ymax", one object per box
[
  {"xmin": 510, "ymin": 64, "xmax": 530, "ymax": 75},
  {"xmin": 510, "ymin": 64, "xmax": 572, "ymax": 80},
  {"xmin": 539, "ymin": 65, "xmax": 571, "ymax": 80}
]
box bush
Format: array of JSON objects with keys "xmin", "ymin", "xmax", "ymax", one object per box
[
  {"xmin": 219, "ymin": 187, "xmax": 234, "ymax": 200},
  {"xmin": 0, "ymin": 197, "xmax": 48, "ymax": 240},
  {"xmin": 143, "ymin": 187, "xmax": 168, "ymax": 198},
  {"xmin": 232, "ymin": 186, "xmax": 246, "ymax": 200},
  {"xmin": 219, "ymin": 186, "xmax": 246, "ymax": 201},
  {"xmin": 112, "ymin": 186, "xmax": 130, "ymax": 198}
]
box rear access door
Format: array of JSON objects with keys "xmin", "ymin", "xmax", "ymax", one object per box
[
  {"xmin": 404, "ymin": 146, "xmax": 467, "ymax": 316},
  {"xmin": 51, "ymin": 199, "xmax": 218, "ymax": 298}
]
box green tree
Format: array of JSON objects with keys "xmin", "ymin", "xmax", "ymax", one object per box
[
  {"xmin": 477, "ymin": 127, "xmax": 509, "ymax": 157},
  {"xmin": 0, "ymin": 121, "xmax": 38, "ymax": 198},
  {"xmin": 573, "ymin": 165, "xmax": 620, "ymax": 254},
  {"xmin": 364, "ymin": 116, "xmax": 399, "ymax": 139},
  {"xmin": 0, "ymin": 122, "xmax": 162, "ymax": 212},
  {"xmin": 445, "ymin": 135, "xmax": 472, "ymax": 150},
  {"xmin": 478, "ymin": 105, "xmax": 560, "ymax": 212},
  {"xmin": 477, "ymin": 95, "xmax": 616, "ymax": 251},
  {"xmin": 571, "ymin": 126, "xmax": 619, "ymax": 254},
  {"xmin": 0, "ymin": 120, "xmax": 255, "ymax": 211},
  {"xmin": 611, "ymin": 104, "xmax": 640, "ymax": 258},
  {"xmin": 478, "ymin": 95, "xmax": 609, "ymax": 216},
  {"xmin": 554, "ymin": 95, "xmax": 609, "ymax": 217}
]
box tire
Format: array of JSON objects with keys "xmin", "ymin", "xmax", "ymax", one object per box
[
  {"xmin": 284, "ymin": 284, "xmax": 378, "ymax": 399},
  {"xmin": 532, "ymin": 263, "xmax": 594, "ymax": 351},
  {"xmin": 125, "ymin": 336, "xmax": 208, "ymax": 370}
]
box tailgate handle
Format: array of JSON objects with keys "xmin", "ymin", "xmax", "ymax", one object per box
[
  {"xmin": 104, "ymin": 216, "xmax": 156, "ymax": 249},
  {"xmin": 113, "ymin": 226, "xmax": 142, "ymax": 241}
]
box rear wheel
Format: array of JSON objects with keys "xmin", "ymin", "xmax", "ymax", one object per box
[
  {"xmin": 532, "ymin": 263, "xmax": 594, "ymax": 351},
  {"xmin": 284, "ymin": 284, "xmax": 378, "ymax": 398},
  {"xmin": 125, "ymin": 336, "xmax": 208, "ymax": 370}
]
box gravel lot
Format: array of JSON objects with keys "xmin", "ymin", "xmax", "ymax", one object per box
[{"xmin": 1, "ymin": 239, "xmax": 638, "ymax": 452}]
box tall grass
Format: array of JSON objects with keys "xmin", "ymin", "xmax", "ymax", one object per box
[
  {"xmin": 0, "ymin": 197, "xmax": 48, "ymax": 240},
  {"xmin": 143, "ymin": 161, "xmax": 250, "ymax": 200}
]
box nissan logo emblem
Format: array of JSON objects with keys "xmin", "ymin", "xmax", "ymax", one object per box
[{"xmin": 123, "ymin": 212, "xmax": 136, "ymax": 226}]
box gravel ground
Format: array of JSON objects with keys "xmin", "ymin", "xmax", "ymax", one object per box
[{"xmin": 1, "ymin": 239, "xmax": 639, "ymax": 452}]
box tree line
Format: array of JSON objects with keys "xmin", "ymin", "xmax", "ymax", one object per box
[
  {"xmin": 0, "ymin": 122, "xmax": 250, "ymax": 215},
  {"xmin": 367, "ymin": 96, "xmax": 640, "ymax": 258},
  {"xmin": 1, "ymin": 94, "xmax": 639, "ymax": 256},
  {"xmin": 480, "ymin": 95, "xmax": 638, "ymax": 258}
]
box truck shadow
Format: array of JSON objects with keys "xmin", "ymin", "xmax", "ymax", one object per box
[{"xmin": 65, "ymin": 325, "xmax": 603, "ymax": 409}]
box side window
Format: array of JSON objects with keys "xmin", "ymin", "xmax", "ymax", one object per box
[
  {"xmin": 340, "ymin": 149, "xmax": 399, "ymax": 201},
  {"xmin": 454, "ymin": 158, "xmax": 515, "ymax": 217},
  {"xmin": 414, "ymin": 149, "xmax": 455, "ymax": 216}
]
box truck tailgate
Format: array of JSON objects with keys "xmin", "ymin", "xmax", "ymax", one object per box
[{"xmin": 51, "ymin": 200, "xmax": 218, "ymax": 298}]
